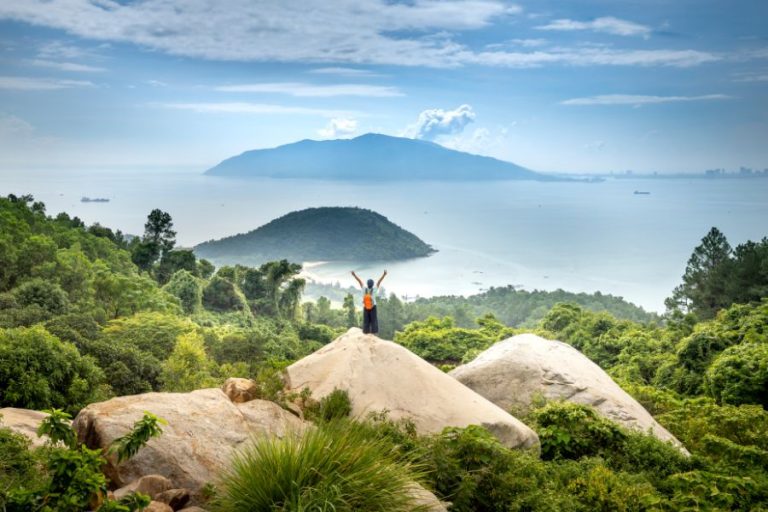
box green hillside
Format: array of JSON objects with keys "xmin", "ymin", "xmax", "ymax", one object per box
[{"xmin": 194, "ymin": 207, "xmax": 435, "ymax": 265}]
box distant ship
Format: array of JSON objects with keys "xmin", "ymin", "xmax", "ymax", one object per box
[
  {"xmin": 633, "ymin": 191, "xmax": 651, "ymax": 195},
  {"xmin": 81, "ymin": 197, "xmax": 110, "ymax": 203}
]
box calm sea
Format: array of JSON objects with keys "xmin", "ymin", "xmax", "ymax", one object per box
[{"xmin": 2, "ymin": 168, "xmax": 767, "ymax": 312}]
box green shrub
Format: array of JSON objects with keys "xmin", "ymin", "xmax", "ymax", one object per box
[
  {"xmin": 12, "ymin": 278, "xmax": 69, "ymax": 315},
  {"xmin": 296, "ymin": 322, "xmax": 336, "ymax": 345},
  {"xmin": 305, "ymin": 388, "xmax": 352, "ymax": 423},
  {"xmin": 532, "ymin": 402, "xmax": 627, "ymax": 461},
  {"xmin": 0, "ymin": 326, "xmax": 106, "ymax": 413},
  {"xmin": 706, "ymin": 342, "xmax": 768, "ymax": 407},
  {"xmin": 163, "ymin": 269, "xmax": 203, "ymax": 314},
  {"xmin": 5, "ymin": 410, "xmax": 162, "ymax": 512},
  {"xmin": 566, "ymin": 463, "xmax": 664, "ymax": 512},
  {"xmin": 202, "ymin": 276, "xmax": 248, "ymax": 313},
  {"xmin": 419, "ymin": 425, "xmax": 576, "ymax": 512},
  {"xmin": 161, "ymin": 332, "xmax": 218, "ymax": 392},
  {"xmin": 213, "ymin": 421, "xmax": 428, "ymax": 512},
  {"xmin": 101, "ymin": 311, "xmax": 196, "ymax": 360},
  {"xmin": 0, "ymin": 423, "xmax": 41, "ymax": 507}
]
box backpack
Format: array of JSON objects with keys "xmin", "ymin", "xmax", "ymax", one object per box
[{"xmin": 363, "ymin": 288, "xmax": 374, "ymax": 310}]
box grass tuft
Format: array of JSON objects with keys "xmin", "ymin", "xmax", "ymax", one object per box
[{"xmin": 213, "ymin": 420, "xmax": 430, "ymax": 512}]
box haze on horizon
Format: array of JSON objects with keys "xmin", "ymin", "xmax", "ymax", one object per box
[{"xmin": 0, "ymin": 0, "xmax": 766, "ymax": 174}]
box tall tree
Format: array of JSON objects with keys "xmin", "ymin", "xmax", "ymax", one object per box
[
  {"xmin": 667, "ymin": 227, "xmax": 733, "ymax": 319},
  {"xmin": 343, "ymin": 293, "xmax": 358, "ymax": 328},
  {"xmin": 132, "ymin": 209, "xmax": 176, "ymax": 273},
  {"xmin": 144, "ymin": 209, "xmax": 176, "ymax": 255}
]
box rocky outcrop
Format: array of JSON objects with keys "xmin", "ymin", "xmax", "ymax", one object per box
[
  {"xmin": 73, "ymin": 388, "xmax": 307, "ymax": 494},
  {"xmin": 449, "ymin": 333, "xmax": 685, "ymax": 449},
  {"xmin": 0, "ymin": 407, "xmax": 57, "ymax": 447},
  {"xmin": 221, "ymin": 377, "xmax": 258, "ymax": 403},
  {"xmin": 406, "ymin": 482, "xmax": 450, "ymax": 512},
  {"xmin": 113, "ymin": 474, "xmax": 173, "ymax": 501},
  {"xmin": 284, "ymin": 328, "xmax": 539, "ymax": 450}
]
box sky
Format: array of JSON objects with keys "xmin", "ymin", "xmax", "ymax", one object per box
[{"xmin": 0, "ymin": 0, "xmax": 766, "ymax": 173}]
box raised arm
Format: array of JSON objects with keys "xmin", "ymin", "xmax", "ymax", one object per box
[
  {"xmin": 351, "ymin": 271, "xmax": 363, "ymax": 288},
  {"xmin": 376, "ymin": 269, "xmax": 388, "ymax": 288}
]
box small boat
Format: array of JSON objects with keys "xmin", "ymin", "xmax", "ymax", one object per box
[
  {"xmin": 81, "ymin": 197, "xmax": 110, "ymax": 203},
  {"xmin": 633, "ymin": 191, "xmax": 650, "ymax": 195}
]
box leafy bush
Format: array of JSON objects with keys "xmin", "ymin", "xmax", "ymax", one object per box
[
  {"xmin": 202, "ymin": 275, "xmax": 248, "ymax": 313},
  {"xmin": 161, "ymin": 332, "xmax": 218, "ymax": 392},
  {"xmin": 5, "ymin": 410, "xmax": 163, "ymax": 512},
  {"xmin": 658, "ymin": 398, "xmax": 768, "ymax": 467},
  {"xmin": 213, "ymin": 420, "xmax": 427, "ymax": 512},
  {"xmin": 0, "ymin": 326, "xmax": 105, "ymax": 413},
  {"xmin": 0, "ymin": 423, "xmax": 41, "ymax": 508},
  {"xmin": 163, "ymin": 269, "xmax": 204, "ymax": 314},
  {"xmin": 394, "ymin": 316, "xmax": 495, "ymax": 364},
  {"xmin": 304, "ymin": 388, "xmax": 352, "ymax": 423},
  {"xmin": 706, "ymin": 342, "xmax": 768, "ymax": 407},
  {"xmin": 101, "ymin": 311, "xmax": 196, "ymax": 360},
  {"xmin": 531, "ymin": 402, "xmax": 627, "ymax": 461},
  {"xmin": 12, "ymin": 278, "xmax": 69, "ymax": 315}
]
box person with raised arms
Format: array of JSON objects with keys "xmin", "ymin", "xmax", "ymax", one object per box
[{"xmin": 351, "ymin": 269, "xmax": 387, "ymax": 334}]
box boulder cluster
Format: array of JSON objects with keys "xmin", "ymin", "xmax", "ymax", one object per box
[{"xmin": 1, "ymin": 328, "xmax": 686, "ymax": 509}]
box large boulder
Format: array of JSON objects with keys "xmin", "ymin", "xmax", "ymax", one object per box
[
  {"xmin": 73, "ymin": 388, "xmax": 307, "ymax": 493},
  {"xmin": 284, "ymin": 328, "xmax": 539, "ymax": 450},
  {"xmin": 0, "ymin": 407, "xmax": 58, "ymax": 447},
  {"xmin": 449, "ymin": 333, "xmax": 685, "ymax": 449}
]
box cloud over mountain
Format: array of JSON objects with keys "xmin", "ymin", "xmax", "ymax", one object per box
[{"xmin": 405, "ymin": 104, "xmax": 476, "ymax": 141}]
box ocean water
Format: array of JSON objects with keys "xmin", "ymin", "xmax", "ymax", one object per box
[{"xmin": 2, "ymin": 168, "xmax": 767, "ymax": 312}]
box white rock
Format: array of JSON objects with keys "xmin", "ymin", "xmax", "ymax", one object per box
[
  {"xmin": 0, "ymin": 407, "xmax": 58, "ymax": 447},
  {"xmin": 449, "ymin": 333, "xmax": 686, "ymax": 450},
  {"xmin": 284, "ymin": 328, "xmax": 539, "ymax": 450},
  {"xmin": 73, "ymin": 388, "xmax": 308, "ymax": 492}
]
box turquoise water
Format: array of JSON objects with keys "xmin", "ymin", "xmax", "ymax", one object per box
[{"xmin": 2, "ymin": 168, "xmax": 766, "ymax": 312}]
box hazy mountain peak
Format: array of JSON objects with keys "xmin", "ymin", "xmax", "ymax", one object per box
[{"xmin": 206, "ymin": 133, "xmax": 550, "ymax": 181}]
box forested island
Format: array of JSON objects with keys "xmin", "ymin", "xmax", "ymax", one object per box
[
  {"xmin": 205, "ymin": 133, "xmax": 550, "ymax": 181},
  {"xmin": 194, "ymin": 206, "xmax": 435, "ymax": 266},
  {"xmin": 1, "ymin": 193, "xmax": 767, "ymax": 511}
]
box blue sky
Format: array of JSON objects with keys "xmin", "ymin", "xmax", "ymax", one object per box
[{"xmin": 0, "ymin": 0, "xmax": 766, "ymax": 173}]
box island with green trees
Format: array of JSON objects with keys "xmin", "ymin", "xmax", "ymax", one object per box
[
  {"xmin": 194, "ymin": 206, "xmax": 436, "ymax": 266},
  {"xmin": 1, "ymin": 193, "xmax": 768, "ymax": 511},
  {"xmin": 205, "ymin": 133, "xmax": 550, "ymax": 181}
]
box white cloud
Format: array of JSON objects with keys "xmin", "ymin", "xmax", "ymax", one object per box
[
  {"xmin": 733, "ymin": 71, "xmax": 768, "ymax": 82},
  {"xmin": 29, "ymin": 59, "xmax": 105, "ymax": 72},
  {"xmin": 318, "ymin": 118, "xmax": 358, "ymax": 138},
  {"xmin": 536, "ymin": 17, "xmax": 652, "ymax": 38},
  {"xmin": 0, "ymin": 1, "xmax": 719, "ymax": 69},
  {"xmin": 215, "ymin": 82, "xmax": 403, "ymax": 97},
  {"xmin": 160, "ymin": 102, "xmax": 358, "ymax": 118},
  {"xmin": 309, "ymin": 67, "xmax": 382, "ymax": 77},
  {"xmin": 465, "ymin": 48, "xmax": 717, "ymax": 68},
  {"xmin": 0, "ymin": 76, "xmax": 94, "ymax": 90},
  {"xmin": 0, "ymin": 113, "xmax": 35, "ymax": 137},
  {"xmin": 561, "ymin": 94, "xmax": 732, "ymax": 106},
  {"xmin": 510, "ymin": 38, "xmax": 548, "ymax": 48},
  {"xmin": 404, "ymin": 104, "xmax": 476, "ymax": 140},
  {"xmin": 37, "ymin": 40, "xmax": 93, "ymax": 60}
]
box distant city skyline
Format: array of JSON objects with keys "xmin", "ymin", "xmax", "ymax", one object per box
[{"xmin": 0, "ymin": 0, "xmax": 766, "ymax": 173}]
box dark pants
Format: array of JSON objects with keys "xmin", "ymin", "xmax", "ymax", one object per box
[{"xmin": 363, "ymin": 306, "xmax": 379, "ymax": 334}]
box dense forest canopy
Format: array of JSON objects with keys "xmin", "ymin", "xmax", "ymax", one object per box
[
  {"xmin": 1, "ymin": 194, "xmax": 767, "ymax": 511},
  {"xmin": 194, "ymin": 206, "xmax": 435, "ymax": 265}
]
